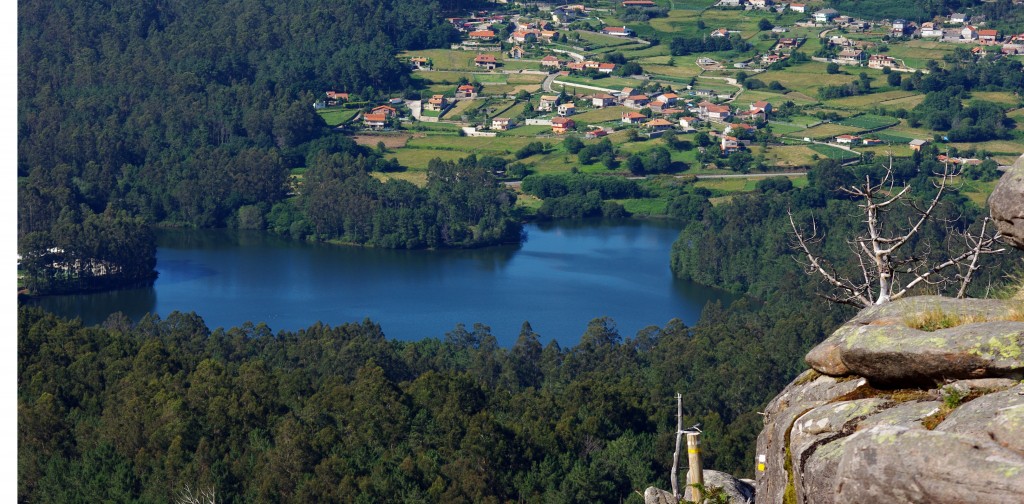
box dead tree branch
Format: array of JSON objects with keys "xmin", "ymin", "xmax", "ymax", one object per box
[{"xmin": 789, "ymin": 157, "xmax": 1004, "ymax": 307}]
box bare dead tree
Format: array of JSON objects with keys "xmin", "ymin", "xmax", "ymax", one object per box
[
  {"xmin": 789, "ymin": 158, "xmax": 1004, "ymax": 308},
  {"xmin": 176, "ymin": 484, "xmax": 216, "ymax": 504},
  {"xmin": 672, "ymin": 392, "xmax": 683, "ymax": 499}
]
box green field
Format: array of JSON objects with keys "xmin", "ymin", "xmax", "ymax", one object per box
[
  {"xmin": 757, "ymin": 61, "xmax": 861, "ymax": 97},
  {"xmin": 499, "ymin": 125, "xmax": 552, "ymax": 137},
  {"xmin": 317, "ymin": 108, "xmax": 359, "ymax": 126},
  {"xmin": 966, "ymin": 91, "xmax": 1021, "ymax": 107},
  {"xmin": 473, "ymin": 73, "xmax": 507, "ymax": 83},
  {"xmin": 809, "ymin": 144, "xmax": 859, "ymax": 162},
  {"xmin": 871, "ymin": 131, "xmax": 915, "ymax": 144},
  {"xmin": 576, "ymin": 30, "xmax": 641, "ymax": 49},
  {"xmin": 883, "ymin": 40, "xmax": 958, "ymax": 69},
  {"xmin": 617, "ymin": 198, "xmax": 669, "ymax": 215},
  {"xmin": 838, "ymin": 114, "xmax": 899, "ymax": 130},
  {"xmin": 407, "ymin": 134, "xmax": 539, "ymax": 154},
  {"xmin": 388, "ymin": 148, "xmax": 473, "ymax": 171},
  {"xmin": 797, "ymin": 123, "xmax": 863, "ymax": 139},
  {"xmin": 399, "ymin": 49, "xmax": 503, "ymax": 71},
  {"xmin": 825, "ymin": 90, "xmax": 918, "ymax": 110},
  {"xmin": 573, "ymin": 106, "xmax": 630, "ymax": 123}
]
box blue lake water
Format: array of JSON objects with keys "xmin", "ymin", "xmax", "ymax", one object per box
[{"xmin": 29, "ymin": 219, "xmax": 734, "ymax": 346}]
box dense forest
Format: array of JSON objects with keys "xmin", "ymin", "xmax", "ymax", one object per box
[
  {"xmin": 17, "ymin": 0, "xmax": 530, "ymax": 293},
  {"xmin": 17, "ymin": 293, "xmax": 840, "ymax": 503},
  {"xmin": 20, "ymin": 150, "xmax": 1018, "ymax": 502}
]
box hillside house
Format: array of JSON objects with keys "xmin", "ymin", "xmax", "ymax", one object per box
[
  {"xmin": 776, "ymin": 38, "xmax": 801, "ymax": 51},
  {"xmin": 541, "ymin": 30, "xmax": 559, "ymax": 41},
  {"xmin": 551, "ymin": 117, "xmax": 575, "ymax": 134},
  {"xmin": 424, "ymin": 95, "xmax": 447, "ymax": 112},
  {"xmin": 702, "ymin": 102, "xmax": 731, "ymax": 121},
  {"xmin": 541, "ymin": 55, "xmax": 562, "ymax": 68},
  {"xmin": 511, "ymin": 30, "xmax": 538, "ymax": 44},
  {"xmin": 1003, "ymin": 44, "xmax": 1024, "ymax": 55},
  {"xmin": 836, "ymin": 49, "xmax": 865, "ymax": 65},
  {"xmin": 920, "ymin": 22, "xmax": 943, "ymax": 38},
  {"xmin": 979, "ymin": 29, "xmax": 999, "ymax": 44},
  {"xmin": 469, "ymin": 30, "xmax": 496, "ymax": 40},
  {"xmin": 509, "ymin": 46, "xmax": 524, "ymax": 59},
  {"xmin": 538, "ymin": 95, "xmax": 559, "ymax": 112},
  {"xmin": 598, "ymin": 63, "xmax": 616, "ymax": 74},
  {"xmin": 623, "ymin": 95, "xmax": 650, "ymax": 108},
  {"xmin": 961, "ymin": 26, "xmax": 979, "ymax": 41},
  {"xmin": 710, "ymin": 28, "xmax": 730, "ymax": 38},
  {"xmin": 456, "ymin": 85, "xmax": 477, "ymax": 98},
  {"xmin": 750, "ymin": 100, "xmax": 772, "ymax": 115},
  {"xmin": 551, "ymin": 8, "xmax": 576, "ymax": 24},
  {"xmin": 622, "ymin": 111, "xmax": 646, "ymax": 124},
  {"xmin": 584, "ymin": 60, "xmax": 601, "ymax": 70},
  {"xmin": 645, "ymin": 118, "xmax": 675, "ymax": 132},
  {"xmin": 718, "ymin": 0, "xmax": 745, "ymax": 7},
  {"xmin": 862, "ymin": 138, "xmax": 884, "ymax": 145},
  {"xmin": 814, "ymin": 9, "xmax": 838, "ymax": 23},
  {"xmin": 410, "ymin": 57, "xmax": 431, "ymax": 70},
  {"xmin": 721, "ymin": 135, "xmax": 740, "ymax": 154},
  {"xmin": 749, "ymin": 0, "xmax": 773, "ymax": 9},
  {"xmin": 835, "ymin": 134, "xmax": 859, "ymax": 144},
  {"xmin": 474, "ymin": 54, "xmax": 498, "ymax": 69},
  {"xmin": 657, "ymin": 93, "xmax": 679, "ymax": 106},
  {"xmin": 679, "ymin": 117, "xmax": 700, "ymax": 130},
  {"xmin": 592, "ymin": 94, "xmax": 616, "ymax": 108},
  {"xmin": 725, "ymin": 122, "xmax": 755, "ymax": 134},
  {"xmin": 790, "ymin": 3, "xmax": 806, "ymax": 13},
  {"xmin": 371, "ymin": 105, "xmax": 398, "ymax": 117},
  {"xmin": 602, "ymin": 26, "xmax": 633, "ymax": 37},
  {"xmin": 557, "ymin": 103, "xmax": 576, "ymax": 116},
  {"xmin": 326, "ymin": 91, "xmax": 349, "ymax": 101},
  {"xmin": 566, "ymin": 61, "xmax": 585, "ymax": 71},
  {"xmin": 363, "ymin": 113, "xmax": 388, "ymax": 130},
  {"xmin": 734, "ymin": 108, "xmax": 765, "ymax": 122},
  {"xmin": 491, "ymin": 117, "xmax": 512, "ymax": 131},
  {"xmin": 950, "ymin": 13, "xmax": 969, "ymax": 25},
  {"xmin": 867, "ymin": 54, "xmax": 897, "ymax": 69},
  {"xmin": 909, "ymin": 139, "xmax": 929, "ymax": 151},
  {"xmin": 585, "ymin": 128, "xmax": 609, "ymax": 139}
]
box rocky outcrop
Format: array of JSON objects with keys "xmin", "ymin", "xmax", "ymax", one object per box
[
  {"xmin": 755, "ymin": 296, "xmax": 1024, "ymax": 504},
  {"xmin": 643, "ymin": 470, "xmax": 755, "ymax": 504},
  {"xmin": 804, "ymin": 296, "xmax": 1024, "ymax": 386},
  {"xmin": 990, "ymin": 154, "xmax": 1024, "ymax": 250}
]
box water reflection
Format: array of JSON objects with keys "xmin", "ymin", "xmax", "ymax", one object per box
[{"xmin": 28, "ymin": 220, "xmax": 732, "ymax": 346}]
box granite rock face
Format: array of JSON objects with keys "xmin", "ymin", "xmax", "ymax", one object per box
[
  {"xmin": 755, "ymin": 296, "xmax": 1024, "ymax": 504},
  {"xmin": 990, "ymin": 154, "xmax": 1024, "ymax": 250},
  {"xmin": 804, "ymin": 296, "xmax": 1024, "ymax": 386}
]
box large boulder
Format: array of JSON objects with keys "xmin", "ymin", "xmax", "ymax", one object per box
[
  {"xmin": 990, "ymin": 154, "xmax": 1024, "ymax": 250},
  {"xmin": 755, "ymin": 351, "xmax": 1024, "ymax": 503},
  {"xmin": 833, "ymin": 424, "xmax": 1024, "ymax": 503},
  {"xmin": 804, "ymin": 296, "xmax": 1024, "ymax": 386}
]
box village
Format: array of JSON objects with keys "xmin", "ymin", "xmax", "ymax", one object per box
[{"xmin": 311, "ymin": 0, "xmax": 1023, "ymax": 209}]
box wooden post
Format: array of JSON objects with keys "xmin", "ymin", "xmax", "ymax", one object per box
[
  {"xmin": 671, "ymin": 393, "xmax": 683, "ymax": 498},
  {"xmin": 686, "ymin": 430, "xmax": 704, "ymax": 502}
]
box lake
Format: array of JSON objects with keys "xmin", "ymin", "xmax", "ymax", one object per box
[{"xmin": 29, "ymin": 219, "xmax": 734, "ymax": 347}]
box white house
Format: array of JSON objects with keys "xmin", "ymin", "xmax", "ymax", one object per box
[{"xmin": 814, "ymin": 8, "xmax": 838, "ymax": 23}]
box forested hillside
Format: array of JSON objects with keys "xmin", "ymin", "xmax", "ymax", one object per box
[
  {"xmin": 18, "ymin": 292, "xmax": 846, "ymax": 503},
  {"xmin": 17, "ymin": 0, "xmax": 530, "ymax": 294}
]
